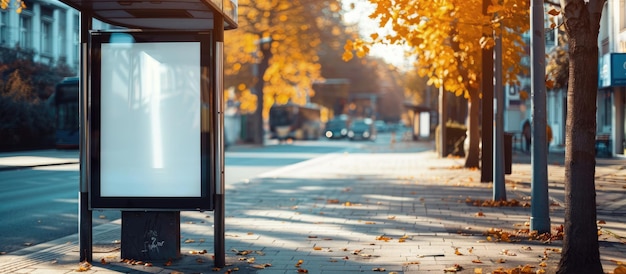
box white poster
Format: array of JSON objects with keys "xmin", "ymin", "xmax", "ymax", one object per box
[{"xmin": 100, "ymin": 41, "xmax": 201, "ymax": 197}]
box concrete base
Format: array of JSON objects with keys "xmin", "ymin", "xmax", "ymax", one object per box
[{"xmin": 120, "ymin": 211, "xmax": 180, "ymax": 261}]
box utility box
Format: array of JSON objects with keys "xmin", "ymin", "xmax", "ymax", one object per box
[{"xmin": 121, "ymin": 211, "xmax": 180, "ymax": 261}]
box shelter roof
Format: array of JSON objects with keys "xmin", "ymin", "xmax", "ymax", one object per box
[{"xmin": 58, "ymin": 0, "xmax": 237, "ymax": 30}]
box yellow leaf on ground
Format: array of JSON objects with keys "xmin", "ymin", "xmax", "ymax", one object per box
[
  {"xmin": 615, "ymin": 265, "xmax": 626, "ymax": 274},
  {"xmin": 454, "ymin": 248, "xmax": 463, "ymax": 255}
]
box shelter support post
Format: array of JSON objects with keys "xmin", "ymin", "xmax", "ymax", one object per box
[
  {"xmin": 79, "ymin": 11, "xmax": 92, "ymax": 263},
  {"xmin": 214, "ymin": 14, "xmax": 226, "ymax": 268}
]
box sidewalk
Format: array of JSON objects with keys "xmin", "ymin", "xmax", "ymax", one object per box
[{"xmin": 0, "ymin": 144, "xmax": 624, "ymax": 273}]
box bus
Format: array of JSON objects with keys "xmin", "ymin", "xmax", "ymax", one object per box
[
  {"xmin": 53, "ymin": 77, "xmax": 79, "ymax": 149},
  {"xmin": 269, "ymin": 103, "xmax": 321, "ymax": 141}
]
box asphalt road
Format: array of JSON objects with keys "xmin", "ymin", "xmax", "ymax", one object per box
[{"xmin": 0, "ymin": 135, "xmax": 416, "ymax": 254}]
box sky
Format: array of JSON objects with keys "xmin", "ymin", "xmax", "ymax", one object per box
[{"xmin": 342, "ymin": 0, "xmax": 414, "ymax": 70}]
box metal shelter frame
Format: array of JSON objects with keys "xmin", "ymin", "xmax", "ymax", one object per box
[{"xmin": 57, "ymin": 0, "xmax": 237, "ymax": 267}]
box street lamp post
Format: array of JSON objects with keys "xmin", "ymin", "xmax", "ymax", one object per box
[{"xmin": 530, "ymin": 0, "xmax": 550, "ymax": 233}]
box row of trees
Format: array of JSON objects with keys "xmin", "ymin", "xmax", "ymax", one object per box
[
  {"xmin": 344, "ymin": 0, "xmax": 605, "ymax": 273},
  {"xmin": 223, "ymin": 0, "xmax": 407, "ymax": 122}
]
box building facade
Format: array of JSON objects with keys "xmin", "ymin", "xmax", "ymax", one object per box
[
  {"xmin": 0, "ymin": 0, "xmax": 112, "ymax": 71},
  {"xmin": 598, "ymin": 0, "xmax": 626, "ymax": 157},
  {"xmin": 1, "ymin": 0, "xmax": 79, "ymax": 69}
]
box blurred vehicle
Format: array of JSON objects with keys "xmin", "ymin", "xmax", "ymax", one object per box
[
  {"xmin": 348, "ymin": 118, "xmax": 375, "ymax": 141},
  {"xmin": 269, "ymin": 103, "xmax": 321, "ymax": 141},
  {"xmin": 324, "ymin": 116, "xmax": 349, "ymax": 139},
  {"xmin": 374, "ymin": 120, "xmax": 387, "ymax": 133},
  {"xmin": 52, "ymin": 77, "xmax": 79, "ymax": 149}
]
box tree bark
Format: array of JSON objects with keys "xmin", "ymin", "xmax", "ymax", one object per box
[
  {"xmin": 465, "ymin": 89, "xmax": 481, "ymax": 168},
  {"xmin": 557, "ymin": 1, "xmax": 604, "ymax": 273}
]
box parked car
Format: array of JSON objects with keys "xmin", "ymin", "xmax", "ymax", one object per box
[
  {"xmin": 348, "ymin": 118, "xmax": 375, "ymax": 141},
  {"xmin": 324, "ymin": 117, "xmax": 349, "ymax": 139}
]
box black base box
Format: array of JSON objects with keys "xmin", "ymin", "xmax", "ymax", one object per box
[{"xmin": 120, "ymin": 211, "xmax": 180, "ymax": 261}]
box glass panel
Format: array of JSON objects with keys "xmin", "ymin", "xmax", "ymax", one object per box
[{"xmin": 100, "ymin": 41, "xmax": 201, "ymax": 197}]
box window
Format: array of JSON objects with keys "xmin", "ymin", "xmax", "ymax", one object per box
[
  {"xmin": 19, "ymin": 15, "xmax": 32, "ymax": 49},
  {"xmin": 58, "ymin": 10, "xmax": 66, "ymax": 60},
  {"xmin": 0, "ymin": 11, "xmax": 7, "ymax": 45},
  {"xmin": 41, "ymin": 21, "xmax": 52, "ymax": 54}
]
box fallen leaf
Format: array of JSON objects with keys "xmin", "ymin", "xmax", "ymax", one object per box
[
  {"xmin": 443, "ymin": 264, "xmax": 463, "ymax": 272},
  {"xmin": 472, "ymin": 259, "xmax": 482, "ymax": 263},
  {"xmin": 615, "ymin": 265, "xmax": 626, "ymax": 274},
  {"xmin": 454, "ymin": 248, "xmax": 463, "ymax": 255},
  {"xmin": 76, "ymin": 261, "xmax": 92, "ymax": 272},
  {"xmin": 376, "ymin": 235, "xmax": 392, "ymax": 241}
]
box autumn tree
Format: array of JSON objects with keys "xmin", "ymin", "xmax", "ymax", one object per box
[
  {"xmin": 557, "ymin": 0, "xmax": 605, "ymax": 273},
  {"xmin": 224, "ymin": 0, "xmax": 342, "ymax": 116},
  {"xmin": 344, "ymin": 0, "xmax": 529, "ymax": 168}
]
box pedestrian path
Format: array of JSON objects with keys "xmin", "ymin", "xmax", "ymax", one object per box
[{"xmin": 0, "ymin": 147, "xmax": 624, "ymax": 273}]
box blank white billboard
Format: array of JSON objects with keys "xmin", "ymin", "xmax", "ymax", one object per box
[{"xmin": 99, "ymin": 41, "xmax": 201, "ymax": 197}]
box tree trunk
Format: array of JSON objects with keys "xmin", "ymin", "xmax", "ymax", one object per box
[
  {"xmin": 557, "ymin": 1, "xmax": 604, "ymax": 273},
  {"xmin": 465, "ymin": 89, "xmax": 480, "ymax": 168}
]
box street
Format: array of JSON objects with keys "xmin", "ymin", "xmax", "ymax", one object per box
[
  {"xmin": 0, "ymin": 132, "xmax": 415, "ymax": 254},
  {"xmin": 0, "ymin": 133, "xmax": 623, "ymax": 273}
]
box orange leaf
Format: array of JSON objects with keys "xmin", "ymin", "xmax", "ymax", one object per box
[{"xmin": 548, "ymin": 9, "xmax": 560, "ymax": 16}]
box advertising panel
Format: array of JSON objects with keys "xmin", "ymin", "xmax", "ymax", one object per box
[{"xmin": 90, "ymin": 31, "xmax": 214, "ymax": 210}]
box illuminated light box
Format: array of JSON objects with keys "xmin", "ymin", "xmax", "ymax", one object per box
[{"xmin": 90, "ymin": 31, "xmax": 214, "ymax": 210}]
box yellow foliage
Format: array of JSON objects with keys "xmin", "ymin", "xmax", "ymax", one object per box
[
  {"xmin": 1, "ymin": 0, "xmax": 25, "ymax": 13},
  {"xmin": 348, "ymin": 0, "xmax": 529, "ymax": 99},
  {"xmin": 224, "ymin": 0, "xmax": 337, "ymax": 118}
]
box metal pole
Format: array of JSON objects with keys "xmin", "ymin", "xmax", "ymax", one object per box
[
  {"xmin": 213, "ymin": 15, "xmax": 226, "ymax": 268},
  {"xmin": 530, "ymin": 0, "xmax": 550, "ymax": 233},
  {"xmin": 493, "ymin": 23, "xmax": 506, "ymax": 201},
  {"xmin": 78, "ymin": 11, "xmax": 92, "ymax": 263}
]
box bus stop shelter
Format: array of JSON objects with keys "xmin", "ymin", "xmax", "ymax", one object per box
[{"xmin": 57, "ymin": 0, "xmax": 237, "ymax": 267}]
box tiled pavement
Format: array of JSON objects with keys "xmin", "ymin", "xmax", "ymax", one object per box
[{"xmin": 0, "ymin": 143, "xmax": 624, "ymax": 273}]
